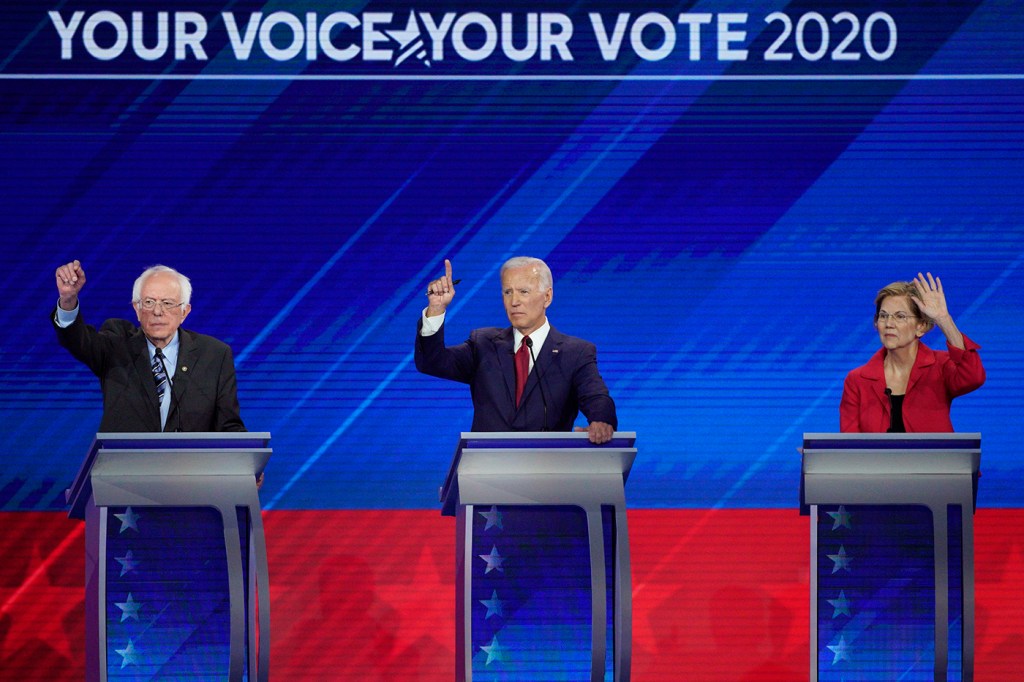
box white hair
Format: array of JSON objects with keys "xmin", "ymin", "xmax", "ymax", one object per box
[
  {"xmin": 501, "ymin": 256, "xmax": 553, "ymax": 292},
  {"xmin": 132, "ymin": 265, "xmax": 192, "ymax": 305}
]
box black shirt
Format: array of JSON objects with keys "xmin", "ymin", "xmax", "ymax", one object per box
[{"xmin": 887, "ymin": 393, "xmax": 906, "ymax": 433}]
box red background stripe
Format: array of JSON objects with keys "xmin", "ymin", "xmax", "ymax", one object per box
[{"xmin": 2, "ymin": 509, "xmax": 1021, "ymax": 680}]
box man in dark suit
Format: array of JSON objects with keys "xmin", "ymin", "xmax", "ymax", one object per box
[
  {"xmin": 52, "ymin": 260, "xmax": 245, "ymax": 434},
  {"xmin": 415, "ymin": 257, "xmax": 616, "ymax": 443}
]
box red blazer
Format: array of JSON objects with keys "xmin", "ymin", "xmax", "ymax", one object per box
[{"xmin": 840, "ymin": 334, "xmax": 985, "ymax": 433}]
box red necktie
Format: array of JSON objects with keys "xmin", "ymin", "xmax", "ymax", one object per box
[{"xmin": 515, "ymin": 336, "xmax": 531, "ymax": 406}]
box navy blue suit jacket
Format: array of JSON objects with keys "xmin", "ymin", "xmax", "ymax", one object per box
[{"xmin": 415, "ymin": 320, "xmax": 616, "ymax": 432}]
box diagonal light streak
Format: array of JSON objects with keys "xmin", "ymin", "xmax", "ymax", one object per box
[
  {"xmin": 0, "ymin": 0, "xmax": 72, "ymax": 72},
  {"xmin": 263, "ymin": 168, "xmax": 528, "ymax": 508},
  {"xmin": 235, "ymin": 167, "xmax": 423, "ymax": 366},
  {"xmin": 631, "ymin": 260, "xmax": 1010, "ymax": 600},
  {"xmin": 270, "ymin": 165, "xmax": 529, "ymax": 425}
]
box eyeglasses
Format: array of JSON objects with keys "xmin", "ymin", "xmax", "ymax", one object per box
[
  {"xmin": 876, "ymin": 311, "xmax": 917, "ymax": 324},
  {"xmin": 137, "ymin": 298, "xmax": 185, "ymax": 312}
]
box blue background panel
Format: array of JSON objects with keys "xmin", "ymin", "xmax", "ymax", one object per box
[{"xmin": 1, "ymin": 0, "xmax": 1023, "ymax": 513}]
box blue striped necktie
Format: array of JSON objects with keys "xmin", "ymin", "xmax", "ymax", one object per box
[{"xmin": 152, "ymin": 349, "xmax": 169, "ymax": 405}]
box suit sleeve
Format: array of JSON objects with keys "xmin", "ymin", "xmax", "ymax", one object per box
[
  {"xmin": 573, "ymin": 342, "xmax": 617, "ymax": 429},
  {"xmin": 52, "ymin": 308, "xmax": 129, "ymax": 376},
  {"xmin": 213, "ymin": 344, "xmax": 246, "ymax": 432},
  {"xmin": 414, "ymin": 320, "xmax": 476, "ymax": 384},
  {"xmin": 942, "ymin": 333, "xmax": 986, "ymax": 398}
]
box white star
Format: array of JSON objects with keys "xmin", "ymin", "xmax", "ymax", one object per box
[
  {"xmin": 478, "ymin": 546, "xmax": 506, "ymax": 574},
  {"xmin": 115, "ymin": 593, "xmax": 142, "ymax": 622},
  {"xmin": 828, "ymin": 590, "xmax": 852, "ymax": 618},
  {"xmin": 827, "ymin": 634, "xmax": 852, "ymax": 664},
  {"xmin": 480, "ymin": 635, "xmax": 506, "ymax": 665},
  {"xmin": 386, "ymin": 12, "xmax": 421, "ymax": 48},
  {"xmin": 114, "ymin": 507, "xmax": 140, "ymax": 533},
  {"xmin": 828, "ymin": 545, "xmax": 852, "ymax": 574},
  {"xmin": 115, "ymin": 638, "xmax": 140, "ymax": 668},
  {"xmin": 827, "ymin": 506, "xmax": 853, "ymax": 530},
  {"xmin": 479, "ymin": 506, "xmax": 504, "ymax": 531},
  {"xmin": 115, "ymin": 550, "xmax": 139, "ymax": 577},
  {"xmin": 385, "ymin": 12, "xmax": 431, "ymax": 67},
  {"xmin": 480, "ymin": 590, "xmax": 504, "ymax": 619}
]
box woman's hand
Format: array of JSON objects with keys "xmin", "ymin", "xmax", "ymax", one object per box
[
  {"xmin": 913, "ymin": 271, "xmax": 965, "ymax": 349},
  {"xmin": 912, "ymin": 271, "xmax": 949, "ymax": 322}
]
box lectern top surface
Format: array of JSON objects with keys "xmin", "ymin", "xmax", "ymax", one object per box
[
  {"xmin": 457, "ymin": 431, "xmax": 636, "ymax": 449},
  {"xmin": 802, "ymin": 432, "xmax": 980, "ymax": 450},
  {"xmin": 95, "ymin": 432, "xmax": 272, "ymax": 449}
]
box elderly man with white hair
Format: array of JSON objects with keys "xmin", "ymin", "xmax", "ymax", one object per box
[
  {"xmin": 52, "ymin": 260, "xmax": 245, "ymax": 434},
  {"xmin": 416, "ymin": 256, "xmax": 617, "ymax": 443}
]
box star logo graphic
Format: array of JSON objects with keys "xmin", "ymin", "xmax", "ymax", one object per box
[
  {"xmin": 480, "ymin": 635, "xmax": 506, "ymax": 665},
  {"xmin": 0, "ymin": 525, "xmax": 85, "ymax": 662},
  {"xmin": 114, "ymin": 507, "xmax": 140, "ymax": 533},
  {"xmin": 478, "ymin": 546, "xmax": 506, "ymax": 574},
  {"xmin": 827, "ymin": 506, "xmax": 853, "ymax": 530},
  {"xmin": 115, "ymin": 593, "xmax": 143, "ymax": 622},
  {"xmin": 386, "ymin": 11, "xmax": 431, "ymax": 68},
  {"xmin": 115, "ymin": 638, "xmax": 140, "ymax": 668},
  {"xmin": 828, "ymin": 545, "xmax": 852, "ymax": 574},
  {"xmin": 480, "ymin": 589, "xmax": 504, "ymax": 619},
  {"xmin": 828, "ymin": 589, "xmax": 852, "ymax": 618},
  {"xmin": 115, "ymin": 550, "xmax": 139, "ymax": 577},
  {"xmin": 827, "ymin": 634, "xmax": 852, "ymax": 664},
  {"xmin": 369, "ymin": 542, "xmax": 456, "ymax": 655},
  {"xmin": 479, "ymin": 506, "xmax": 504, "ymax": 531}
]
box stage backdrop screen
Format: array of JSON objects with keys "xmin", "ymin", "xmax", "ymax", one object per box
[{"xmin": 1, "ymin": 0, "xmax": 1022, "ymax": 513}]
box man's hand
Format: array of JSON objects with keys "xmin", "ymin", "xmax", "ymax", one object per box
[
  {"xmin": 55, "ymin": 260, "xmax": 86, "ymax": 311},
  {"xmin": 576, "ymin": 421, "xmax": 614, "ymax": 444},
  {"xmin": 425, "ymin": 259, "xmax": 456, "ymax": 317}
]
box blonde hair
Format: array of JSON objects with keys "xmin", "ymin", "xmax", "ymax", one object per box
[{"xmin": 874, "ymin": 281, "xmax": 934, "ymax": 332}]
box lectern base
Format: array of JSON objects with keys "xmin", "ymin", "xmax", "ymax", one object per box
[
  {"xmin": 92, "ymin": 505, "xmax": 242, "ymax": 681},
  {"xmin": 812, "ymin": 504, "xmax": 965, "ymax": 682},
  {"xmin": 458, "ymin": 504, "xmax": 620, "ymax": 681}
]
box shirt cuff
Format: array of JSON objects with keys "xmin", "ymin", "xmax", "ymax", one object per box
[
  {"xmin": 55, "ymin": 300, "xmax": 80, "ymax": 328},
  {"xmin": 420, "ymin": 308, "xmax": 445, "ymax": 336}
]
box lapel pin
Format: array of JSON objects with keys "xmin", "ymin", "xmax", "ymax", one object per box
[
  {"xmin": 181, "ymin": 366, "xmax": 188, "ymax": 372},
  {"xmin": 552, "ymin": 349, "xmax": 559, "ymax": 354}
]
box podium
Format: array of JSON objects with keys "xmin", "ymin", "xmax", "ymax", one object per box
[
  {"xmin": 801, "ymin": 433, "xmax": 980, "ymax": 682},
  {"xmin": 440, "ymin": 432, "xmax": 637, "ymax": 681},
  {"xmin": 66, "ymin": 432, "xmax": 272, "ymax": 682}
]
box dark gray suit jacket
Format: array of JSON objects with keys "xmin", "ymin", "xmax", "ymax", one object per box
[
  {"xmin": 53, "ymin": 309, "xmax": 245, "ymax": 433},
  {"xmin": 415, "ymin": 321, "xmax": 616, "ymax": 432}
]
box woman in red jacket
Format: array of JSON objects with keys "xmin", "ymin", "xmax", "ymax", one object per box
[{"xmin": 840, "ymin": 272, "xmax": 985, "ymax": 432}]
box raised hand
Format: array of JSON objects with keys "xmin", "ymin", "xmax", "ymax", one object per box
[
  {"xmin": 425, "ymin": 259, "xmax": 456, "ymax": 317},
  {"xmin": 55, "ymin": 260, "xmax": 86, "ymax": 310},
  {"xmin": 913, "ymin": 271, "xmax": 966, "ymax": 349},
  {"xmin": 912, "ymin": 271, "xmax": 950, "ymax": 322}
]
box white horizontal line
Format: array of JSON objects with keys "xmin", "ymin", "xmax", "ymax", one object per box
[{"xmin": 1, "ymin": 72, "xmax": 1023, "ymax": 82}]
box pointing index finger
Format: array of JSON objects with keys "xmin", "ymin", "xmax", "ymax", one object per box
[{"xmin": 444, "ymin": 259, "xmax": 453, "ymax": 283}]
